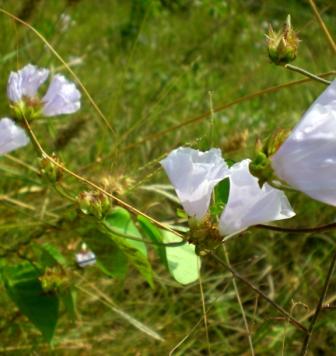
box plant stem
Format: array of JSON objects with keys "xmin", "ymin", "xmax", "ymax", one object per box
[
  {"xmin": 211, "ymin": 252, "xmax": 308, "ymax": 333},
  {"xmin": 284, "ymin": 64, "xmax": 331, "ymax": 85},
  {"xmin": 223, "ymin": 246, "xmax": 255, "ymax": 356},
  {"xmin": 299, "ymin": 250, "xmax": 336, "ymax": 356},
  {"xmin": 256, "ymin": 222, "xmax": 336, "ymax": 234},
  {"xmin": 308, "ymin": 0, "xmax": 336, "ymax": 54}
]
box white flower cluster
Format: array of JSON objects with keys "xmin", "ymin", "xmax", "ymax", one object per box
[
  {"xmin": 0, "ymin": 64, "xmax": 81, "ymax": 154},
  {"xmin": 161, "ymin": 147, "xmax": 295, "ymax": 238},
  {"xmin": 161, "ymin": 80, "xmax": 336, "ymax": 239}
]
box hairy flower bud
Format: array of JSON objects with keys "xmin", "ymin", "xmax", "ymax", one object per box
[
  {"xmin": 39, "ymin": 153, "xmax": 64, "ymax": 183},
  {"xmin": 39, "ymin": 266, "xmax": 69, "ymax": 294},
  {"xmin": 267, "ymin": 15, "xmax": 299, "ymax": 65},
  {"xmin": 78, "ymin": 191, "xmax": 111, "ymax": 219}
]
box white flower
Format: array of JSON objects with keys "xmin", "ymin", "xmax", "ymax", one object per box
[
  {"xmin": 42, "ymin": 75, "xmax": 81, "ymax": 116},
  {"xmin": 160, "ymin": 147, "xmax": 230, "ymax": 219},
  {"xmin": 219, "ymin": 159, "xmax": 295, "ymax": 236},
  {"xmin": 7, "ymin": 64, "xmax": 49, "ymax": 102},
  {"xmin": 0, "ymin": 118, "xmax": 29, "ymax": 155},
  {"xmin": 7, "ymin": 64, "xmax": 81, "ymax": 117},
  {"xmin": 271, "ymin": 80, "xmax": 336, "ymax": 206}
]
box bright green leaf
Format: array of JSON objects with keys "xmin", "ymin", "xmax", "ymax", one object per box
[{"xmin": 162, "ymin": 231, "xmax": 200, "ymax": 285}]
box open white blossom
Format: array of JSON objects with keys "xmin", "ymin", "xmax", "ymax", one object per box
[
  {"xmin": 42, "ymin": 75, "xmax": 81, "ymax": 116},
  {"xmin": 219, "ymin": 159, "xmax": 295, "ymax": 236},
  {"xmin": 272, "ymin": 80, "xmax": 336, "ymax": 206},
  {"xmin": 7, "ymin": 64, "xmax": 49, "ymax": 102},
  {"xmin": 160, "ymin": 147, "xmax": 230, "ymax": 219},
  {"xmin": 7, "ymin": 64, "xmax": 81, "ymax": 117},
  {"xmin": 0, "ymin": 118, "xmax": 29, "ymax": 155}
]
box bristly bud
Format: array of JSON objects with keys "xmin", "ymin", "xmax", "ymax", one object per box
[
  {"xmin": 267, "ymin": 15, "xmax": 299, "ymax": 65},
  {"xmin": 39, "ymin": 266, "xmax": 69, "ymax": 294},
  {"xmin": 77, "ymin": 191, "xmax": 111, "ymax": 219},
  {"xmin": 187, "ymin": 216, "xmax": 222, "ymax": 256},
  {"xmin": 39, "ymin": 153, "xmax": 64, "ymax": 183},
  {"xmin": 249, "ymin": 129, "xmax": 289, "ymax": 187}
]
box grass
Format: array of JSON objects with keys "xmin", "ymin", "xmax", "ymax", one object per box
[{"xmin": 0, "ymin": 0, "xmax": 336, "ymax": 354}]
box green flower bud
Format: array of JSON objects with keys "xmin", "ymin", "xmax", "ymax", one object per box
[
  {"xmin": 11, "ymin": 96, "xmax": 42, "ymax": 122},
  {"xmin": 39, "ymin": 153, "xmax": 64, "ymax": 183},
  {"xmin": 39, "ymin": 266, "xmax": 69, "ymax": 294},
  {"xmin": 267, "ymin": 15, "xmax": 299, "ymax": 65},
  {"xmin": 78, "ymin": 191, "xmax": 111, "ymax": 219},
  {"xmin": 187, "ymin": 216, "xmax": 222, "ymax": 255}
]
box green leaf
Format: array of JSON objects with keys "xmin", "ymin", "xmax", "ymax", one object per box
[
  {"xmin": 80, "ymin": 223, "xmax": 128, "ymax": 279},
  {"xmin": 137, "ymin": 216, "xmax": 167, "ymax": 265},
  {"xmin": 162, "ymin": 231, "xmax": 201, "ymax": 285},
  {"xmin": 36, "ymin": 243, "xmax": 67, "ymax": 268},
  {"xmin": 211, "ymin": 177, "xmax": 230, "ymax": 217},
  {"xmin": 2, "ymin": 263, "xmax": 59, "ymax": 342},
  {"xmin": 104, "ymin": 207, "xmax": 154, "ymax": 287}
]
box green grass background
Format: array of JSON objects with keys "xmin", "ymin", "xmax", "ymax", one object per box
[{"xmin": 0, "ymin": 0, "xmax": 336, "ymax": 354}]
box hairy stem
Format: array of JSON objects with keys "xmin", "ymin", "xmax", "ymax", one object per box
[
  {"xmin": 211, "ymin": 252, "xmax": 308, "ymax": 333},
  {"xmin": 284, "ymin": 64, "xmax": 331, "ymax": 85},
  {"xmin": 299, "ymin": 250, "xmax": 336, "ymax": 356}
]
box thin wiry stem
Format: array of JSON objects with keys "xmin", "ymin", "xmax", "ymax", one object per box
[
  {"xmin": 299, "ymin": 250, "xmax": 336, "ymax": 356},
  {"xmin": 223, "ymin": 246, "xmax": 255, "ymax": 356},
  {"xmin": 0, "ymin": 8, "xmax": 115, "ymax": 135},
  {"xmin": 308, "ymin": 0, "xmax": 336, "ymax": 54},
  {"xmin": 284, "ymin": 64, "xmax": 331, "ymax": 85},
  {"xmin": 256, "ymin": 222, "xmax": 336, "ymax": 234},
  {"xmin": 21, "ymin": 116, "xmax": 183, "ymax": 238},
  {"xmin": 211, "ymin": 252, "xmax": 308, "ymax": 333},
  {"xmin": 120, "ymin": 71, "xmax": 336, "ymax": 152},
  {"xmin": 198, "ymin": 259, "xmax": 211, "ymax": 355}
]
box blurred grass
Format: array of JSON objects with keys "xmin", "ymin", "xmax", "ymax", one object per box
[{"xmin": 0, "ymin": 0, "xmax": 336, "ymax": 354}]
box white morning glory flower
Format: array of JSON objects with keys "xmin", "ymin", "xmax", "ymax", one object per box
[
  {"xmin": 7, "ymin": 64, "xmax": 81, "ymax": 117},
  {"xmin": 271, "ymin": 80, "xmax": 336, "ymax": 206},
  {"xmin": 219, "ymin": 159, "xmax": 295, "ymax": 236},
  {"xmin": 160, "ymin": 147, "xmax": 230, "ymax": 219},
  {"xmin": 0, "ymin": 118, "xmax": 29, "ymax": 155}
]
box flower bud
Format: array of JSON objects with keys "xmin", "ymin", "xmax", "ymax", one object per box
[
  {"xmin": 77, "ymin": 191, "xmax": 111, "ymax": 219},
  {"xmin": 267, "ymin": 15, "xmax": 299, "ymax": 65},
  {"xmin": 39, "ymin": 266, "xmax": 69, "ymax": 294},
  {"xmin": 187, "ymin": 217, "xmax": 222, "ymax": 255},
  {"xmin": 39, "ymin": 153, "xmax": 63, "ymax": 183}
]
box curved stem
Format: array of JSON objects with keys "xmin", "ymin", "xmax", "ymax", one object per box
[
  {"xmin": 300, "ymin": 250, "xmax": 336, "ymax": 355},
  {"xmin": 211, "ymin": 252, "xmax": 308, "ymax": 333},
  {"xmin": 284, "ymin": 64, "xmax": 332, "ymax": 85},
  {"xmin": 256, "ymin": 222, "xmax": 336, "ymax": 234}
]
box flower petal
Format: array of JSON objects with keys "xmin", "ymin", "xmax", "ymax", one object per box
[
  {"xmin": 219, "ymin": 159, "xmax": 295, "ymax": 236},
  {"xmin": 42, "ymin": 74, "xmax": 81, "ymax": 116},
  {"xmin": 0, "ymin": 118, "xmax": 29, "ymax": 155},
  {"xmin": 7, "ymin": 64, "xmax": 49, "ymax": 102},
  {"xmin": 160, "ymin": 147, "xmax": 230, "ymax": 219},
  {"xmin": 272, "ymin": 80, "xmax": 336, "ymax": 206}
]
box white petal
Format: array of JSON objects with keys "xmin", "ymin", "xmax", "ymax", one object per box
[
  {"xmin": 42, "ymin": 74, "xmax": 81, "ymax": 116},
  {"xmin": 272, "ymin": 80, "xmax": 336, "ymax": 205},
  {"xmin": 7, "ymin": 64, "xmax": 49, "ymax": 102},
  {"xmin": 0, "ymin": 118, "xmax": 29, "ymax": 155},
  {"xmin": 219, "ymin": 159, "xmax": 295, "ymax": 236},
  {"xmin": 160, "ymin": 147, "xmax": 230, "ymax": 219}
]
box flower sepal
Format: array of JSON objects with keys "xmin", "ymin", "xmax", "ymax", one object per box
[
  {"xmin": 187, "ymin": 216, "xmax": 222, "ymax": 256},
  {"xmin": 11, "ymin": 98, "xmax": 42, "ymax": 122}
]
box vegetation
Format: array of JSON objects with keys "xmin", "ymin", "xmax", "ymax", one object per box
[{"xmin": 0, "ymin": 0, "xmax": 336, "ymax": 354}]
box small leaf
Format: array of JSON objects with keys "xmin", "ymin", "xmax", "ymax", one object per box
[
  {"xmin": 104, "ymin": 207, "xmax": 154, "ymax": 287},
  {"xmin": 60, "ymin": 288, "xmax": 77, "ymax": 322},
  {"xmin": 36, "ymin": 243, "xmax": 67, "ymax": 268},
  {"xmin": 211, "ymin": 177, "xmax": 230, "ymax": 217},
  {"xmin": 80, "ymin": 223, "xmax": 128, "ymax": 279},
  {"xmin": 162, "ymin": 231, "xmax": 200, "ymax": 285},
  {"xmin": 2, "ymin": 263, "xmax": 59, "ymax": 342}
]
